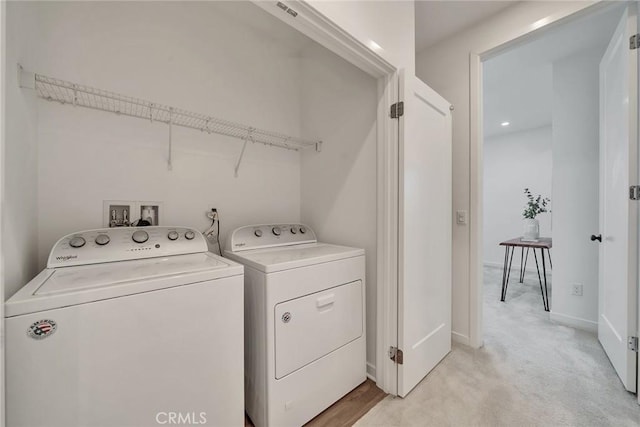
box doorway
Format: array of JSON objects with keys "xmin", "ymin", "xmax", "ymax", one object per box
[
  {"xmin": 477, "ymin": 1, "xmax": 639, "ymax": 395},
  {"xmin": 482, "ymin": 4, "xmax": 621, "ymax": 326}
]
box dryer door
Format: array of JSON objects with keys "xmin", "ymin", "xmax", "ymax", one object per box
[{"xmin": 274, "ymin": 280, "xmax": 363, "ymax": 379}]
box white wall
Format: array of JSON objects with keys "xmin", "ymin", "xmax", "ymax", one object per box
[
  {"xmin": 483, "ymin": 126, "xmax": 552, "ymax": 266},
  {"xmin": 30, "ymin": 2, "xmax": 304, "ymax": 269},
  {"xmin": 415, "ymin": 1, "xmax": 596, "ymax": 343},
  {"xmin": 4, "ymin": 3, "xmax": 39, "ymax": 298},
  {"xmin": 308, "ymin": 0, "xmax": 415, "ymax": 72},
  {"xmin": 299, "ymin": 43, "xmax": 378, "ymax": 378},
  {"xmin": 550, "ymin": 50, "xmax": 601, "ymax": 331}
]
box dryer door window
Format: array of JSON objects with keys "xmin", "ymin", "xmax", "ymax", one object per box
[{"xmin": 274, "ymin": 280, "xmax": 363, "ymax": 379}]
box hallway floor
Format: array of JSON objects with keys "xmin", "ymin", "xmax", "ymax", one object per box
[{"xmin": 356, "ymin": 267, "xmax": 640, "ymax": 426}]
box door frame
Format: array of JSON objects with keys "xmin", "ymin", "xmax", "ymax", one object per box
[
  {"xmin": 1, "ymin": 1, "xmax": 6, "ymax": 424},
  {"xmin": 468, "ymin": 1, "xmax": 631, "ymax": 347},
  {"xmin": 251, "ymin": 0, "xmax": 400, "ymax": 394}
]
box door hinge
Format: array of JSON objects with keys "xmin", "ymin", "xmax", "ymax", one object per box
[
  {"xmin": 631, "ymin": 34, "xmax": 640, "ymax": 50},
  {"xmin": 390, "ymin": 102, "xmax": 404, "ymax": 119},
  {"xmin": 630, "ymin": 185, "xmax": 640, "ymax": 200},
  {"xmin": 628, "ymin": 336, "xmax": 638, "ymax": 352},
  {"xmin": 389, "ymin": 346, "xmax": 404, "ymax": 364}
]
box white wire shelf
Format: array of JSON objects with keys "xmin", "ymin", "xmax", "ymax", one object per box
[{"xmin": 19, "ymin": 66, "xmax": 321, "ymax": 173}]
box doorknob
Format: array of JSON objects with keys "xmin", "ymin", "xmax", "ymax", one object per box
[{"xmin": 590, "ymin": 234, "xmax": 602, "ymax": 242}]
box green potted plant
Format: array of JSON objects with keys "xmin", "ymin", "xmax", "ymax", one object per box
[{"xmin": 522, "ymin": 188, "xmax": 550, "ymax": 241}]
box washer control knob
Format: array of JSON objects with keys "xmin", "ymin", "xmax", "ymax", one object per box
[
  {"xmin": 299, "ymin": 226, "xmax": 307, "ymax": 234},
  {"xmin": 95, "ymin": 234, "xmax": 110, "ymax": 246},
  {"xmin": 272, "ymin": 226, "xmax": 282, "ymax": 236},
  {"xmin": 185, "ymin": 230, "xmax": 196, "ymax": 240},
  {"xmin": 132, "ymin": 230, "xmax": 149, "ymax": 244},
  {"xmin": 167, "ymin": 231, "xmax": 179, "ymax": 241},
  {"xmin": 254, "ymin": 229, "xmax": 263, "ymax": 237},
  {"xmin": 69, "ymin": 236, "xmax": 86, "ymax": 248},
  {"xmin": 290, "ymin": 227, "xmax": 297, "ymax": 234}
]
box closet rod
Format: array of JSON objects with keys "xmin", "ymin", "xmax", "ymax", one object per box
[{"xmin": 18, "ymin": 66, "xmax": 323, "ymax": 155}]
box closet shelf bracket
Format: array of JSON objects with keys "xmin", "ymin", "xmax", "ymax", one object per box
[
  {"xmin": 18, "ymin": 64, "xmax": 35, "ymax": 89},
  {"xmin": 234, "ymin": 130, "xmax": 253, "ymax": 178},
  {"xmin": 168, "ymin": 108, "xmax": 174, "ymax": 171}
]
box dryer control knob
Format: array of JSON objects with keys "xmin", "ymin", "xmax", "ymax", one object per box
[
  {"xmin": 167, "ymin": 231, "xmax": 179, "ymax": 241},
  {"xmin": 69, "ymin": 236, "xmax": 86, "ymax": 248},
  {"xmin": 290, "ymin": 227, "xmax": 297, "ymax": 234},
  {"xmin": 185, "ymin": 230, "xmax": 196, "ymax": 240},
  {"xmin": 95, "ymin": 234, "xmax": 110, "ymax": 246},
  {"xmin": 272, "ymin": 226, "xmax": 282, "ymax": 236},
  {"xmin": 254, "ymin": 229, "xmax": 263, "ymax": 237},
  {"xmin": 132, "ymin": 230, "xmax": 149, "ymax": 244},
  {"xmin": 299, "ymin": 226, "xmax": 307, "ymax": 234}
]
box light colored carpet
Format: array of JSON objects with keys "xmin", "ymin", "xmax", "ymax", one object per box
[{"xmin": 356, "ymin": 266, "xmax": 640, "ymax": 426}]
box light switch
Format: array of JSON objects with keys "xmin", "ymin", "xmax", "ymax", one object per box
[{"xmin": 456, "ymin": 210, "xmax": 468, "ymax": 225}]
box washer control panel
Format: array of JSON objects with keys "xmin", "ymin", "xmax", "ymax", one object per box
[
  {"xmin": 228, "ymin": 224, "xmax": 316, "ymax": 252},
  {"xmin": 47, "ymin": 226, "xmax": 208, "ymax": 268}
]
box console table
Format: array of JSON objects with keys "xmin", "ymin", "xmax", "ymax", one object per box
[{"xmin": 499, "ymin": 237, "xmax": 552, "ymax": 311}]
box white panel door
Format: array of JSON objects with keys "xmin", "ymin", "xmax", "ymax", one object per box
[
  {"xmin": 598, "ymin": 5, "xmax": 638, "ymax": 393},
  {"xmin": 397, "ymin": 71, "xmax": 452, "ymax": 397}
]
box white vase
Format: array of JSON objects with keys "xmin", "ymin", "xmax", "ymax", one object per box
[{"xmin": 523, "ymin": 218, "xmax": 540, "ymax": 241}]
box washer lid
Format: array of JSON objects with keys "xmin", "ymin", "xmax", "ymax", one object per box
[
  {"xmin": 224, "ymin": 243, "xmax": 364, "ymax": 273},
  {"xmin": 5, "ymin": 252, "xmax": 243, "ymax": 317}
]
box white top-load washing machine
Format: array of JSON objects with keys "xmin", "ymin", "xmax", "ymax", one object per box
[
  {"xmin": 5, "ymin": 226, "xmax": 244, "ymax": 427},
  {"xmin": 224, "ymin": 224, "xmax": 366, "ymax": 427}
]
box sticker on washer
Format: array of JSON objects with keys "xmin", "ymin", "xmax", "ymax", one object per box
[{"xmin": 27, "ymin": 319, "xmax": 57, "ymax": 340}]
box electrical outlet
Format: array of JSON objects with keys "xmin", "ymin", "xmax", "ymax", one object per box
[
  {"xmin": 204, "ymin": 208, "xmax": 219, "ymax": 241},
  {"xmin": 571, "ymin": 284, "xmax": 583, "ymax": 296},
  {"xmin": 207, "ymin": 208, "xmax": 218, "ymax": 221}
]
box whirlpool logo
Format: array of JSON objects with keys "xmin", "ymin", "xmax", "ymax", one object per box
[{"xmin": 55, "ymin": 255, "xmax": 78, "ymax": 262}]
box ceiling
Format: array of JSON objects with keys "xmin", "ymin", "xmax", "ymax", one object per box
[
  {"xmin": 415, "ymin": 1, "xmax": 517, "ymax": 52},
  {"xmin": 483, "ymin": 3, "xmax": 625, "ymax": 138}
]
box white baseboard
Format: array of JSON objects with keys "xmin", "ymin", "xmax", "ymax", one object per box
[
  {"xmin": 550, "ymin": 311, "xmax": 597, "ymax": 333},
  {"xmin": 366, "ymin": 362, "xmax": 376, "ymax": 382},
  {"xmin": 451, "ymin": 331, "xmax": 470, "ymax": 346}
]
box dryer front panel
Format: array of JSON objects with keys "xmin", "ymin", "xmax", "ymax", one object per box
[{"xmin": 274, "ymin": 280, "xmax": 363, "ymax": 379}]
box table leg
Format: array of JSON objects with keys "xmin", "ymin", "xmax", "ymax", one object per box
[
  {"xmin": 519, "ymin": 247, "xmax": 529, "ymax": 283},
  {"xmin": 501, "ymin": 246, "xmax": 510, "ymax": 302},
  {"xmin": 541, "ymin": 249, "xmax": 550, "ymax": 311},
  {"xmin": 506, "ymin": 246, "xmax": 515, "ymax": 284},
  {"xmin": 533, "ymin": 249, "xmax": 549, "ymax": 311},
  {"xmin": 519, "ymin": 248, "xmax": 524, "ymax": 283},
  {"xmin": 547, "ymin": 248, "xmax": 552, "ymax": 270}
]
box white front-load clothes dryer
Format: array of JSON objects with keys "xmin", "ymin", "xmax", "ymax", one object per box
[
  {"xmin": 5, "ymin": 226, "xmax": 244, "ymax": 427},
  {"xmin": 224, "ymin": 224, "xmax": 366, "ymax": 427}
]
